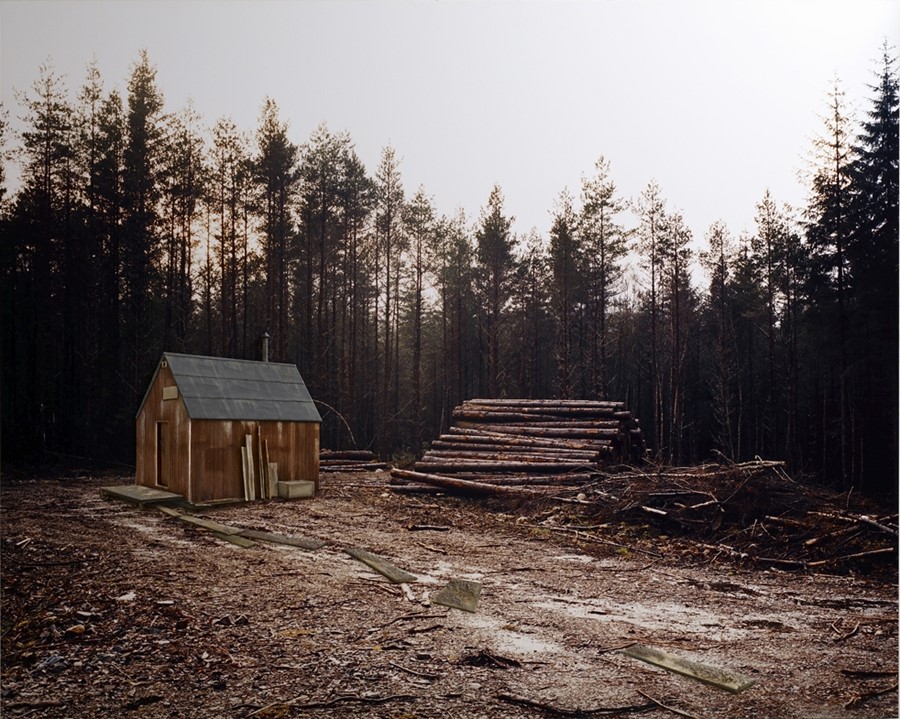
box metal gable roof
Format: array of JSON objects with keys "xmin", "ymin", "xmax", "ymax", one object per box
[{"xmin": 161, "ymin": 353, "xmax": 321, "ymax": 422}]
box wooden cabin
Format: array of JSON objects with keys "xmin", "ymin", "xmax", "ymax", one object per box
[{"xmin": 135, "ymin": 353, "xmax": 321, "ymax": 504}]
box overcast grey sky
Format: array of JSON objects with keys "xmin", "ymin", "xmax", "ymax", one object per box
[{"xmin": 2, "ymin": 0, "xmax": 897, "ymax": 245}]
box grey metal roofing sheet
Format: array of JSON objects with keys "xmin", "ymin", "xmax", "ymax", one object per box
[{"xmin": 163, "ymin": 353, "xmax": 321, "ymax": 422}]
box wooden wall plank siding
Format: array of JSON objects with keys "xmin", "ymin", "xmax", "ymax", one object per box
[
  {"xmin": 189, "ymin": 420, "xmax": 320, "ymax": 502},
  {"xmin": 135, "ymin": 364, "xmax": 192, "ymax": 500}
]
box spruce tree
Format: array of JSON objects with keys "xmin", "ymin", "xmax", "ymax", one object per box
[
  {"xmin": 804, "ymin": 78, "xmax": 855, "ymax": 489},
  {"xmin": 845, "ymin": 44, "xmax": 899, "ymax": 497}
]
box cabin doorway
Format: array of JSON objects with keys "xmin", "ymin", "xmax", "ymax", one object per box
[{"xmin": 156, "ymin": 421, "xmax": 168, "ymax": 487}]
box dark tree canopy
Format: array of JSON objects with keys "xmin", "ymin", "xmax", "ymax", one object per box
[{"xmin": 1, "ymin": 47, "xmax": 896, "ymax": 503}]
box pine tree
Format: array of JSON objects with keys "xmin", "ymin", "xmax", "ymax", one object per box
[
  {"xmin": 775, "ymin": 209, "xmax": 806, "ymax": 469},
  {"xmin": 579, "ymin": 156, "xmax": 626, "ymax": 399},
  {"xmin": 659, "ymin": 210, "xmax": 694, "ymax": 463},
  {"xmin": 729, "ymin": 239, "xmax": 766, "ymax": 459},
  {"xmin": 402, "ymin": 186, "xmax": 436, "ymax": 454},
  {"xmin": 548, "ymin": 189, "xmax": 581, "ymax": 398},
  {"xmin": 254, "ymin": 97, "xmax": 299, "ymax": 362},
  {"xmin": 297, "ymin": 124, "xmax": 352, "ymax": 396},
  {"xmin": 64, "ymin": 62, "xmax": 109, "ymax": 451},
  {"xmin": 11, "ymin": 62, "xmax": 75, "ymax": 456},
  {"xmin": 374, "ymin": 146, "xmax": 406, "ymax": 454},
  {"xmin": 210, "ymin": 117, "xmax": 251, "ymax": 356},
  {"xmin": 475, "ymin": 184, "xmax": 516, "ymax": 397},
  {"xmin": 122, "ymin": 50, "xmax": 164, "ymax": 401},
  {"xmin": 159, "ymin": 102, "xmax": 205, "ymax": 350},
  {"xmin": 91, "ymin": 88, "xmax": 127, "ymax": 454},
  {"xmin": 510, "ymin": 230, "xmax": 552, "ymax": 398},
  {"xmin": 750, "ymin": 190, "xmax": 788, "ymax": 455},
  {"xmin": 700, "ymin": 220, "xmax": 739, "ymax": 459},
  {"xmin": 336, "ymin": 148, "xmax": 375, "ymax": 446},
  {"xmin": 634, "ymin": 181, "xmax": 667, "ymax": 453},
  {"xmin": 433, "ymin": 210, "xmax": 476, "ymax": 429}
]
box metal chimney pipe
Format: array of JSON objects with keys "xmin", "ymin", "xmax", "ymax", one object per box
[{"xmin": 261, "ymin": 331, "xmax": 270, "ymax": 362}]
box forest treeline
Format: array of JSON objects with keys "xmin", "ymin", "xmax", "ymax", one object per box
[{"xmin": 0, "ymin": 49, "xmax": 896, "ymax": 498}]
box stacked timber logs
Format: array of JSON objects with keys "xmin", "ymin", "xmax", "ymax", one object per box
[
  {"xmin": 319, "ymin": 449, "xmax": 389, "ymax": 473},
  {"xmin": 391, "ymin": 399, "xmax": 644, "ymax": 490}
]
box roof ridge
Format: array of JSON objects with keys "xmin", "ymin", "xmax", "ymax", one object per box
[{"xmin": 163, "ymin": 351, "xmax": 297, "ymax": 368}]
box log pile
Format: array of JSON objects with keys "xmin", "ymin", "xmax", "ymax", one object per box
[
  {"xmin": 391, "ymin": 398, "xmax": 644, "ymax": 489},
  {"xmin": 319, "ymin": 449, "xmax": 389, "ymax": 473}
]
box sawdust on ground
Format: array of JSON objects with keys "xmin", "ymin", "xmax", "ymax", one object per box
[{"xmin": 1, "ymin": 471, "xmax": 897, "ymax": 719}]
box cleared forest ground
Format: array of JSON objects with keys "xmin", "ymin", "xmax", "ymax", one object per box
[{"xmin": 1, "ymin": 471, "xmax": 897, "ymax": 719}]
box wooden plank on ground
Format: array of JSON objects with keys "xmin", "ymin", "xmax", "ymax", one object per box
[
  {"xmin": 237, "ymin": 529, "xmax": 325, "ymax": 550},
  {"xmin": 620, "ymin": 644, "xmax": 757, "ymax": 693},
  {"xmin": 101, "ymin": 485, "xmax": 183, "ymax": 506},
  {"xmin": 174, "ymin": 514, "xmax": 243, "ymax": 535},
  {"xmin": 433, "ymin": 578, "xmax": 482, "ymax": 612},
  {"xmin": 157, "ymin": 505, "xmax": 183, "ymax": 518},
  {"xmin": 212, "ymin": 532, "xmax": 257, "ymax": 548},
  {"xmin": 344, "ymin": 547, "xmax": 417, "ymax": 584}
]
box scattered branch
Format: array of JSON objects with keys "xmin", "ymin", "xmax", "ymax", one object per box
[
  {"xmin": 244, "ymin": 692, "xmax": 417, "ymax": 718},
  {"xmin": 496, "ymin": 692, "xmax": 654, "ymax": 716},
  {"xmin": 636, "ymin": 690, "xmax": 700, "ymax": 719},
  {"xmin": 844, "ymin": 682, "xmax": 898, "ymax": 709},
  {"xmin": 832, "ymin": 620, "xmax": 860, "ymax": 642},
  {"xmin": 387, "ymin": 660, "xmax": 439, "ymax": 680},
  {"xmin": 841, "ymin": 669, "xmax": 898, "ymax": 679}
]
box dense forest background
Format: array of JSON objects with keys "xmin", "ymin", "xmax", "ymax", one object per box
[{"xmin": 1, "ymin": 47, "xmax": 896, "ymax": 499}]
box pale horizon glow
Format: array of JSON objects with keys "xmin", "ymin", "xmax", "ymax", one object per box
[{"xmin": 2, "ymin": 0, "xmax": 898, "ymax": 249}]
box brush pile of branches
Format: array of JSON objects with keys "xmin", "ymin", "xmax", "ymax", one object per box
[
  {"xmin": 577, "ymin": 460, "xmax": 898, "ymax": 570},
  {"xmin": 391, "ymin": 455, "xmax": 897, "ymax": 574}
]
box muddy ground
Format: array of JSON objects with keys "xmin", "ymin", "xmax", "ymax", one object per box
[{"xmin": 1, "ymin": 471, "xmax": 897, "ymax": 718}]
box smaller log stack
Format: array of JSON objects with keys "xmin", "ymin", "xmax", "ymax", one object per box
[
  {"xmin": 393, "ymin": 399, "xmax": 644, "ymax": 489},
  {"xmin": 319, "ymin": 449, "xmax": 389, "ymax": 473}
]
